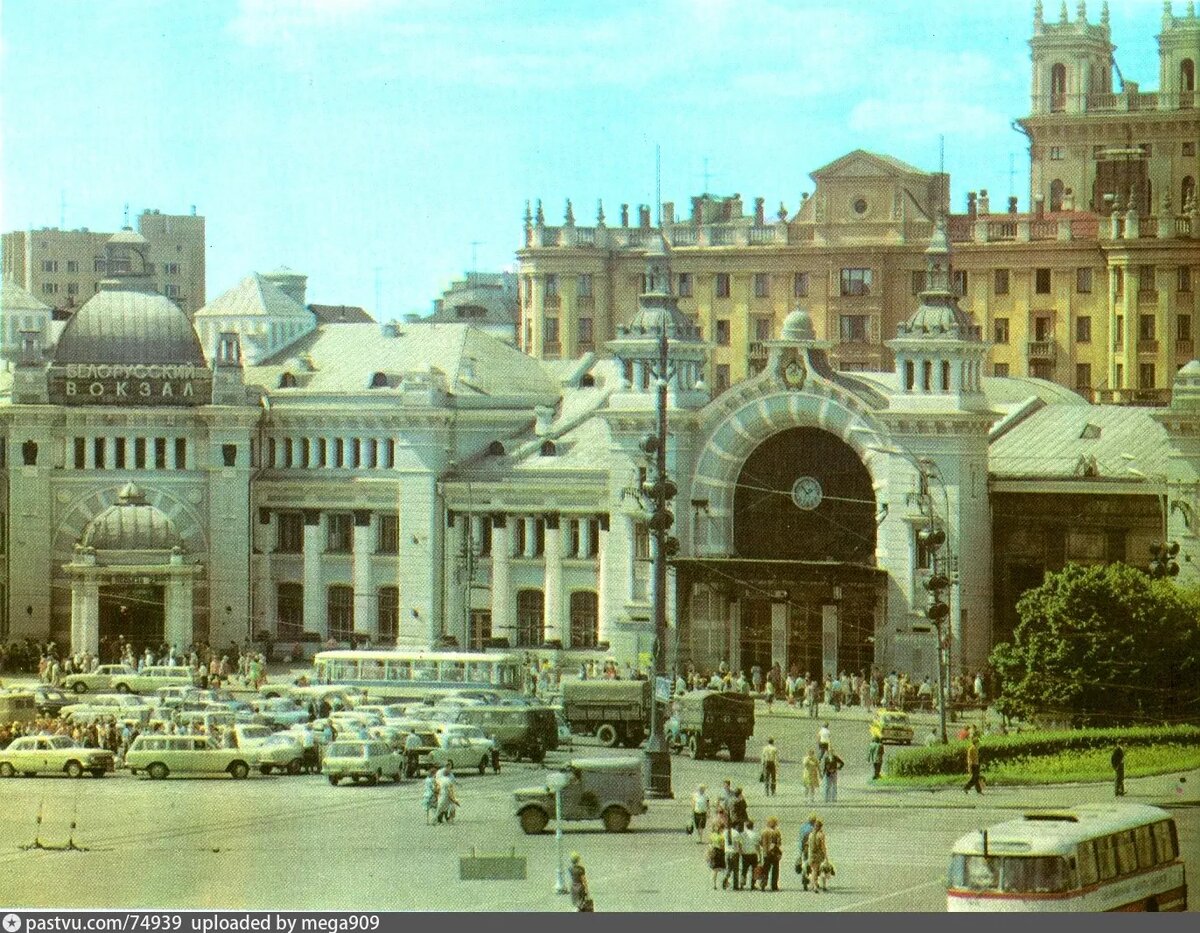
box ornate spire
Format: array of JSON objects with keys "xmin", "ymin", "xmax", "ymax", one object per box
[
  {"xmin": 535, "ymin": 199, "xmax": 544, "ymax": 227},
  {"xmin": 596, "ymin": 199, "xmax": 606, "ymax": 226},
  {"xmin": 523, "ymin": 200, "xmax": 532, "ymax": 231},
  {"xmin": 1077, "ymin": 0, "xmax": 1086, "ymax": 21},
  {"xmin": 1034, "ymin": 0, "xmax": 1044, "ymax": 26},
  {"xmin": 564, "ymin": 199, "xmax": 575, "ymax": 226},
  {"xmin": 1060, "ymin": 1, "xmax": 1069, "ymax": 23},
  {"xmin": 1101, "ymin": 1, "xmax": 1110, "ymax": 26}
]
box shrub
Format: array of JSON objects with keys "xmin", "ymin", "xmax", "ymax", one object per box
[{"xmin": 886, "ymin": 724, "xmax": 1200, "ymax": 777}]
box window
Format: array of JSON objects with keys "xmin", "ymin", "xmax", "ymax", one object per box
[
  {"xmin": 1179, "ymin": 267, "xmax": 1193, "ymax": 293},
  {"xmin": 544, "ymin": 318, "xmax": 559, "ymax": 347},
  {"xmin": 1076, "ymin": 316, "xmax": 1091, "ymax": 343},
  {"xmin": 753, "ymin": 273, "xmax": 770, "ymax": 298},
  {"xmin": 1049, "ymin": 146, "xmax": 1064, "ymax": 160},
  {"xmin": 277, "ymin": 513, "xmax": 303, "ymax": 553},
  {"xmin": 327, "ymin": 586, "xmax": 354, "ymax": 641},
  {"xmin": 1075, "ymin": 363, "xmax": 1091, "ymax": 388},
  {"xmin": 793, "ymin": 272, "xmax": 809, "ymax": 298},
  {"xmin": 66, "ymin": 260, "xmax": 79, "ymax": 273},
  {"xmin": 715, "ymin": 364, "xmax": 730, "ymax": 392},
  {"xmin": 1049, "ymin": 179, "xmax": 1065, "ymax": 212},
  {"xmin": 1076, "ymin": 841, "xmax": 1098, "ymax": 886},
  {"xmin": 1139, "ymin": 363, "xmax": 1155, "ymax": 389},
  {"xmin": 1095, "ymin": 835, "xmax": 1118, "ymax": 880},
  {"xmin": 569, "ymin": 591, "xmax": 599, "ymax": 649},
  {"xmin": 468, "ymin": 609, "xmax": 492, "ymax": 651},
  {"xmin": 41, "ymin": 259, "xmax": 58, "ymax": 273},
  {"xmin": 993, "ymin": 318, "xmax": 1009, "ymax": 344},
  {"xmin": 753, "ymin": 317, "xmax": 772, "ymax": 341},
  {"xmin": 1151, "ymin": 820, "xmax": 1178, "ymax": 863},
  {"xmin": 135, "ymin": 437, "xmax": 146, "ymax": 469},
  {"xmin": 94, "ymin": 258, "xmax": 107, "ymax": 273},
  {"xmin": 327, "ymin": 513, "xmax": 353, "ymax": 552},
  {"xmin": 715, "ymin": 319, "xmax": 731, "ymax": 346},
  {"xmin": 839, "ymin": 315, "xmax": 868, "ymax": 343},
  {"xmin": 277, "ymin": 583, "xmax": 303, "ymax": 639},
  {"xmin": 1115, "ymin": 362, "xmax": 1124, "ymax": 387},
  {"xmin": 994, "ymin": 269, "xmax": 1009, "ymax": 296},
  {"xmin": 993, "ymin": 362, "xmax": 1009, "ymax": 377},
  {"xmin": 912, "ymin": 271, "xmax": 925, "ymax": 295},
  {"xmin": 1033, "ymin": 316, "xmax": 1052, "ymax": 342},
  {"xmin": 1139, "ymin": 314, "xmax": 1155, "ymax": 341},
  {"xmin": 677, "ymin": 272, "xmax": 693, "ymax": 297},
  {"xmin": 1115, "ymin": 316, "xmax": 1124, "ymax": 347},
  {"xmin": 715, "ymin": 273, "xmax": 731, "ymax": 298},
  {"xmin": 840, "ymin": 268, "xmax": 872, "ymax": 296},
  {"xmin": 376, "ymin": 514, "xmax": 399, "ymax": 553},
  {"xmin": 952, "ymin": 270, "xmax": 968, "ymax": 296},
  {"xmin": 522, "ymin": 276, "xmax": 532, "ymax": 308},
  {"xmin": 174, "ymin": 437, "xmax": 186, "ymax": 469},
  {"xmin": 1050, "ymin": 62, "xmax": 1067, "ymax": 111},
  {"xmin": 41, "ymin": 283, "xmax": 58, "ymax": 295},
  {"xmin": 1139, "ymin": 265, "xmax": 1156, "ymax": 294},
  {"xmin": 1035, "ymin": 268, "xmax": 1051, "ymax": 294},
  {"xmin": 1076, "ymin": 267, "xmax": 1093, "ymax": 294},
  {"xmin": 66, "ymin": 282, "xmax": 78, "ymax": 295},
  {"xmin": 544, "ymin": 274, "xmax": 558, "ymax": 297},
  {"xmin": 577, "ymin": 274, "xmax": 592, "ymax": 297},
  {"xmin": 164, "ymin": 284, "xmax": 180, "ymax": 298},
  {"xmin": 1180, "ymin": 314, "xmax": 1192, "ymax": 341},
  {"xmin": 377, "ymin": 586, "xmax": 399, "ymax": 641},
  {"xmin": 516, "ymin": 589, "xmax": 544, "ymax": 647}
]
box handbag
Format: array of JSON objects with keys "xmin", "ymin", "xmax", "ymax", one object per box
[{"xmin": 686, "ymin": 822, "xmax": 694, "ymax": 835}]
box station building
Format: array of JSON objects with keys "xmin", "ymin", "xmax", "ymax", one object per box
[{"xmin": 3, "ymin": 218, "xmax": 1198, "ymax": 682}]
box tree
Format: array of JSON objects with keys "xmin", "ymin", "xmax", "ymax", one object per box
[{"xmin": 990, "ymin": 563, "xmax": 1200, "ymax": 727}]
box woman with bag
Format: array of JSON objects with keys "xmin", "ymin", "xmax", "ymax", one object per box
[
  {"xmin": 569, "ymin": 853, "xmax": 594, "ymax": 911},
  {"xmin": 822, "ymin": 746, "xmax": 844, "ymax": 803},
  {"xmin": 759, "ymin": 817, "xmax": 784, "ymax": 892},
  {"xmin": 707, "ymin": 826, "xmax": 726, "ymax": 889}
]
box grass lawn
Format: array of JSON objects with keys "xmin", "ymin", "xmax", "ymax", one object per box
[{"xmin": 877, "ymin": 743, "xmax": 1200, "ymax": 788}]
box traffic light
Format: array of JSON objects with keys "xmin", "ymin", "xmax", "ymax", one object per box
[
  {"xmin": 919, "ymin": 526, "xmax": 950, "ymax": 622},
  {"xmin": 1149, "ymin": 541, "xmax": 1180, "ymax": 578}
]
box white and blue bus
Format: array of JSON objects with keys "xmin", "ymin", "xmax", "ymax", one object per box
[{"xmin": 311, "ymin": 650, "xmax": 523, "ymax": 702}]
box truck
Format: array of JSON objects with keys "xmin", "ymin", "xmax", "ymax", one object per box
[
  {"xmin": 561, "ymin": 679, "xmax": 651, "ymax": 748},
  {"xmin": 673, "ymin": 690, "xmax": 754, "ymax": 761}
]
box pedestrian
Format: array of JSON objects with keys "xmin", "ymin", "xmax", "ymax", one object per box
[
  {"xmin": 707, "ymin": 826, "xmax": 726, "ymax": 889},
  {"xmin": 436, "ymin": 762, "xmax": 459, "ymax": 823},
  {"xmin": 822, "ymin": 746, "xmax": 844, "ymax": 802},
  {"xmin": 569, "ymin": 853, "xmax": 594, "ymax": 911},
  {"xmin": 721, "ymin": 823, "xmax": 743, "ymax": 890},
  {"xmin": 760, "ymin": 737, "xmax": 779, "ymax": 796},
  {"xmin": 691, "ymin": 785, "xmax": 710, "ymax": 840},
  {"xmin": 808, "ymin": 819, "xmax": 830, "ymax": 892},
  {"xmin": 806, "ymin": 678, "xmax": 820, "ymax": 719},
  {"xmin": 403, "ymin": 730, "xmax": 423, "ymax": 779},
  {"xmin": 867, "ymin": 736, "xmax": 884, "ymax": 780},
  {"xmin": 720, "ymin": 779, "xmax": 735, "ymax": 813},
  {"xmin": 731, "ymin": 787, "xmax": 748, "ymax": 830},
  {"xmin": 795, "ymin": 813, "xmax": 816, "ymax": 890},
  {"xmin": 759, "ymin": 817, "xmax": 783, "ymax": 892},
  {"xmin": 1111, "ymin": 743, "xmax": 1125, "ymax": 797},
  {"xmin": 422, "ymin": 766, "xmax": 438, "ymax": 824},
  {"xmin": 740, "ymin": 819, "xmax": 760, "ymax": 890},
  {"xmin": 817, "ymin": 722, "xmax": 831, "ymax": 762},
  {"xmin": 488, "ymin": 735, "xmax": 501, "ymax": 774},
  {"xmin": 963, "ymin": 737, "xmax": 984, "ymax": 795},
  {"xmin": 802, "ymin": 748, "xmax": 820, "ymax": 802}
]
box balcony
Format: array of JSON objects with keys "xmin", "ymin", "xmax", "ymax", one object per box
[
  {"xmin": 1138, "ymin": 339, "xmax": 1160, "ymax": 354},
  {"xmin": 748, "ymin": 341, "xmax": 769, "ymax": 361},
  {"xmin": 670, "ymin": 227, "xmax": 697, "ymax": 246},
  {"xmin": 1177, "ymin": 337, "xmax": 1195, "ymax": 358},
  {"xmin": 1094, "ymin": 387, "xmax": 1171, "ymax": 406},
  {"xmin": 544, "ymin": 293, "xmax": 561, "ymax": 311},
  {"xmin": 1027, "ymin": 339, "xmax": 1056, "ymax": 359},
  {"xmin": 543, "ymin": 341, "xmax": 562, "ymax": 359}
]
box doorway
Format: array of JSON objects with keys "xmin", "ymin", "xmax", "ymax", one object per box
[{"xmin": 99, "ymin": 584, "xmax": 165, "ymax": 654}]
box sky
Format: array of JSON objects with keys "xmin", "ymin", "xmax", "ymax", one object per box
[{"xmin": 0, "ymin": 0, "xmax": 1169, "ymax": 319}]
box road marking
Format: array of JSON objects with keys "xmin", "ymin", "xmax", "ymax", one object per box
[{"xmin": 830, "ymin": 877, "xmax": 944, "ymax": 912}]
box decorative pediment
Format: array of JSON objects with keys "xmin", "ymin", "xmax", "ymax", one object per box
[{"xmin": 810, "ymin": 149, "xmax": 928, "ymax": 181}]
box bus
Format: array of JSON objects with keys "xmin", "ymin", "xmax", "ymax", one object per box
[
  {"xmin": 310, "ymin": 650, "xmax": 523, "ymax": 702},
  {"xmin": 947, "ymin": 804, "xmax": 1187, "ymax": 912}
]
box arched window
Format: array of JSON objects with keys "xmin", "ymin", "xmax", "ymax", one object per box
[
  {"xmin": 1183, "ymin": 176, "xmax": 1196, "ymax": 208},
  {"xmin": 539, "ymin": 440, "xmax": 556, "ymax": 457},
  {"xmin": 279, "ymin": 372, "xmax": 297, "ymax": 388},
  {"xmin": 369, "ymin": 372, "xmax": 388, "ymax": 388},
  {"xmin": 1182, "ymin": 58, "xmax": 1195, "ymax": 93},
  {"xmin": 579, "ymin": 373, "xmax": 596, "ymax": 388},
  {"xmin": 1050, "ymin": 63, "xmax": 1067, "ymax": 111},
  {"xmin": 1049, "ymin": 179, "xmax": 1065, "ymax": 212},
  {"xmin": 569, "ymin": 591, "xmax": 599, "ymax": 649},
  {"xmin": 516, "ymin": 589, "xmax": 544, "ymax": 647},
  {"xmin": 486, "ymin": 440, "xmax": 505, "ymax": 456}
]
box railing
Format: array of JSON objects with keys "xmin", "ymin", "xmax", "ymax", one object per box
[
  {"xmin": 1094, "ymin": 387, "xmax": 1171, "ymax": 406},
  {"xmin": 670, "ymin": 227, "xmax": 697, "ymax": 246},
  {"xmin": 987, "ymin": 221, "xmax": 1017, "ymax": 240},
  {"xmin": 1138, "ymin": 339, "xmax": 1159, "ymax": 353},
  {"xmin": 709, "ymin": 227, "xmax": 735, "ymax": 246},
  {"xmin": 1029, "ymin": 220, "xmax": 1057, "ymax": 239},
  {"xmin": 543, "ymin": 341, "xmax": 562, "ymax": 358},
  {"xmin": 572, "ymin": 227, "xmax": 596, "ymax": 246},
  {"xmin": 1177, "ymin": 337, "xmax": 1195, "ymax": 358},
  {"xmin": 1027, "ymin": 340, "xmax": 1056, "ymax": 359},
  {"xmin": 748, "ymin": 226, "xmax": 776, "ymax": 245},
  {"xmin": 748, "ymin": 341, "xmax": 769, "ymax": 360}
]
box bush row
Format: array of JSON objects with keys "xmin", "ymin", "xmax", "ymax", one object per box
[{"xmin": 885, "ymin": 724, "xmax": 1200, "ymax": 777}]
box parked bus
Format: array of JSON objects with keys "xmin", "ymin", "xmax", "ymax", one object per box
[
  {"xmin": 947, "ymin": 803, "xmax": 1187, "ymax": 912},
  {"xmin": 311, "ymin": 650, "xmax": 523, "ymax": 701}
]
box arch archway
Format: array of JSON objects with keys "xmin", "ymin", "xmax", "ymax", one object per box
[{"xmin": 1049, "ymin": 179, "xmax": 1065, "ymax": 212}]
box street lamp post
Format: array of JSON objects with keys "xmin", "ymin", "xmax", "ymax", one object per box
[{"xmin": 547, "ymin": 770, "xmax": 570, "ymax": 894}]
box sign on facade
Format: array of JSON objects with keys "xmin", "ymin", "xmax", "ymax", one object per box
[{"xmin": 49, "ymin": 364, "xmax": 212, "ymax": 406}]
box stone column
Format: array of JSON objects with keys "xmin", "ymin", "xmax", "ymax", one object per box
[
  {"xmin": 303, "ymin": 511, "xmax": 324, "ymax": 638},
  {"xmin": 1108, "ymin": 265, "xmax": 1121, "ymax": 388},
  {"xmin": 259, "ymin": 511, "xmax": 276, "ymax": 635},
  {"xmin": 596, "ymin": 522, "xmax": 611, "ymax": 645},
  {"xmin": 821, "ymin": 604, "xmax": 839, "ymax": 681},
  {"xmin": 728, "ymin": 598, "xmax": 741, "ymax": 673},
  {"xmin": 445, "ymin": 514, "xmax": 467, "ymax": 647},
  {"xmin": 1159, "ymin": 266, "xmax": 1176, "ymax": 378},
  {"xmin": 491, "ymin": 516, "xmax": 512, "ymax": 646},
  {"xmin": 353, "ymin": 511, "xmax": 374, "ymax": 639},
  {"xmin": 167, "ymin": 436, "xmax": 178, "ymax": 469},
  {"xmin": 1123, "ymin": 265, "xmax": 1139, "ymax": 383},
  {"xmin": 543, "ymin": 515, "xmax": 563, "ymax": 644},
  {"xmin": 164, "ymin": 563, "xmax": 194, "ymax": 652},
  {"xmin": 79, "ymin": 581, "xmax": 100, "ymax": 657},
  {"xmin": 770, "ymin": 600, "xmax": 788, "ymax": 671},
  {"xmin": 105, "ymin": 437, "xmax": 117, "ymax": 471}
]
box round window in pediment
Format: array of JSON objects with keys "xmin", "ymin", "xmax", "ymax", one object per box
[{"xmin": 853, "ymin": 198, "xmax": 868, "ymax": 216}]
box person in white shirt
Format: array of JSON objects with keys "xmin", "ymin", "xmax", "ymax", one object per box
[
  {"xmin": 817, "ymin": 723, "xmax": 831, "ymax": 762},
  {"xmin": 739, "ymin": 820, "xmax": 761, "ymax": 890},
  {"xmin": 691, "ymin": 785, "xmax": 710, "ymax": 840},
  {"xmin": 721, "ymin": 824, "xmax": 743, "ymax": 890}
]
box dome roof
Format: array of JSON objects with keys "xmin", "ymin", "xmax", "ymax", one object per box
[
  {"xmin": 780, "ymin": 308, "xmax": 816, "ymax": 342},
  {"xmin": 54, "ymin": 287, "xmax": 206, "ymax": 366},
  {"xmin": 82, "ymin": 484, "xmax": 183, "ymax": 552},
  {"xmin": 108, "ymin": 227, "xmax": 148, "ymax": 246}
]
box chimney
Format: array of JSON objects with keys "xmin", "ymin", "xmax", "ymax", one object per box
[
  {"xmin": 754, "ymin": 197, "xmax": 765, "ymax": 225},
  {"xmin": 639, "ymin": 205, "xmax": 651, "ymax": 229},
  {"xmin": 1008, "ymin": 196, "xmax": 1019, "ymax": 214},
  {"xmin": 691, "ymin": 197, "xmax": 703, "ymax": 223},
  {"xmin": 620, "ymin": 204, "xmax": 630, "ymax": 227},
  {"xmin": 967, "ymin": 192, "xmax": 978, "ymax": 219},
  {"xmin": 1034, "ymin": 196, "xmax": 1045, "ymax": 218},
  {"xmin": 663, "ymin": 202, "xmax": 675, "ymax": 225},
  {"xmin": 978, "ymin": 190, "xmax": 990, "ymax": 215}
]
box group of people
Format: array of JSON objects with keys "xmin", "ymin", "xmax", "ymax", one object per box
[
  {"xmin": 421, "ymin": 762, "xmax": 460, "ymax": 824},
  {"xmin": 691, "ymin": 779, "xmax": 833, "ymax": 894}
]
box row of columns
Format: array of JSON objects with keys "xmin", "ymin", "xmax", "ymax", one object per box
[
  {"xmin": 73, "ymin": 436, "xmax": 189, "ymax": 470},
  {"xmin": 1109, "ymin": 263, "xmax": 1195, "ymax": 389},
  {"xmin": 267, "ymin": 436, "xmax": 396, "ymax": 470}
]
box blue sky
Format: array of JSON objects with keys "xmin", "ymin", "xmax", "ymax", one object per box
[{"xmin": 0, "ymin": 0, "xmax": 1168, "ymax": 318}]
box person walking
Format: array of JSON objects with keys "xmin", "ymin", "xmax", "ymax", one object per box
[
  {"xmin": 436, "ymin": 762, "xmax": 459, "ymax": 823},
  {"xmin": 822, "ymin": 746, "xmax": 844, "ymax": 802},
  {"xmin": 817, "ymin": 722, "xmax": 831, "ymax": 762},
  {"xmin": 739, "ymin": 819, "xmax": 760, "ymax": 891},
  {"xmin": 421, "ymin": 766, "xmax": 438, "ymax": 824},
  {"xmin": 707, "ymin": 826, "xmax": 726, "ymax": 889},
  {"xmin": 691, "ymin": 785, "xmax": 710, "ymax": 840},
  {"xmin": 569, "ymin": 853, "xmax": 594, "ymax": 911},
  {"xmin": 808, "ymin": 819, "xmax": 830, "ymax": 892},
  {"xmin": 403, "ymin": 730, "xmax": 423, "ymax": 779},
  {"xmin": 1111, "ymin": 743, "xmax": 1126, "ymax": 797},
  {"xmin": 731, "ymin": 787, "xmax": 749, "ymax": 831},
  {"xmin": 806, "ymin": 678, "xmax": 820, "ymax": 719},
  {"xmin": 759, "ymin": 817, "xmax": 783, "ymax": 892},
  {"xmin": 802, "ymin": 748, "xmax": 820, "ymax": 802},
  {"xmin": 796, "ymin": 813, "xmax": 817, "ymax": 890},
  {"xmin": 963, "ymin": 737, "xmax": 984, "ymax": 795},
  {"xmin": 760, "ymin": 738, "xmax": 779, "ymax": 797},
  {"xmin": 721, "ymin": 823, "xmax": 743, "ymax": 890},
  {"xmin": 867, "ymin": 736, "xmax": 885, "ymax": 780}
]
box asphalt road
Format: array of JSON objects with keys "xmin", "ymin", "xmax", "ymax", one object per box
[{"xmin": 1, "ymin": 705, "xmax": 1196, "ymax": 911}]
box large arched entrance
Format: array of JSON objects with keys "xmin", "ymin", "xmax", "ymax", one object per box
[{"xmin": 99, "ymin": 584, "xmax": 165, "ymax": 655}]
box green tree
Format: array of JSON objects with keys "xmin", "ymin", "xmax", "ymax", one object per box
[{"xmin": 991, "ymin": 563, "xmax": 1200, "ymax": 726}]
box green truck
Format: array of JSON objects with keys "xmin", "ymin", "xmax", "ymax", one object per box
[
  {"xmin": 673, "ymin": 689, "xmax": 754, "ymax": 761},
  {"xmin": 561, "ymin": 679, "xmax": 651, "ymax": 748}
]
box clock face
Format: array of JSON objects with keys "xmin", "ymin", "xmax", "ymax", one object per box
[
  {"xmin": 783, "ymin": 360, "xmax": 805, "ymax": 388},
  {"xmin": 791, "ymin": 476, "xmax": 823, "ymax": 511}
]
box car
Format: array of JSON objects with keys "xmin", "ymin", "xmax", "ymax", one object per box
[
  {"xmin": 423, "ymin": 730, "xmax": 495, "ymax": 775},
  {"xmin": 0, "ymin": 692, "xmax": 38, "ymax": 725},
  {"xmin": 61, "ymin": 693, "xmax": 155, "ymax": 726},
  {"xmin": 322, "ymin": 739, "xmax": 403, "ymax": 786},
  {"xmin": 514, "ymin": 757, "xmax": 647, "ymax": 834},
  {"xmin": 0, "ymin": 734, "xmax": 115, "ymax": 778},
  {"xmin": 29, "ymin": 686, "xmax": 72, "ymax": 717},
  {"xmin": 109, "ymin": 666, "xmax": 195, "ymax": 695},
  {"xmin": 249, "ymin": 697, "xmax": 311, "ymax": 728},
  {"xmin": 61, "ymin": 665, "xmax": 137, "ymax": 695},
  {"xmin": 228, "ymin": 724, "xmax": 304, "ymax": 774},
  {"xmin": 125, "ymin": 734, "xmax": 253, "ymax": 779},
  {"xmin": 870, "ymin": 709, "xmax": 915, "ymax": 745}
]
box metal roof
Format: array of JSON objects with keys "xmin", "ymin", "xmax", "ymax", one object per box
[
  {"xmin": 196, "ymin": 273, "xmax": 313, "ymax": 319},
  {"xmin": 1, "ymin": 278, "xmax": 51, "ymax": 314},
  {"xmin": 82, "ymin": 484, "xmax": 184, "ymax": 552},
  {"xmin": 53, "ymin": 286, "xmax": 206, "ymax": 366}
]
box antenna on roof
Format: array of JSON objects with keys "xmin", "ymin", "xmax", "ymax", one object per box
[
  {"xmin": 655, "ymin": 144, "xmax": 662, "ymax": 228},
  {"xmin": 374, "ymin": 266, "xmax": 382, "ymax": 316},
  {"xmin": 938, "ymin": 134, "xmax": 947, "ymax": 216},
  {"xmin": 60, "ymin": 189, "xmax": 66, "ymax": 229},
  {"xmin": 123, "ymin": 202, "xmax": 130, "ymax": 227},
  {"xmin": 1009, "ymin": 153, "xmax": 1017, "ymax": 200}
]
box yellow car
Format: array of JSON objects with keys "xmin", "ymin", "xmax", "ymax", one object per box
[{"xmin": 870, "ymin": 709, "xmax": 914, "ymax": 745}]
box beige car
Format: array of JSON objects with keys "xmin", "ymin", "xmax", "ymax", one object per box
[
  {"xmin": 110, "ymin": 666, "xmax": 196, "ymax": 695},
  {"xmin": 0, "ymin": 734, "xmax": 115, "ymax": 778},
  {"xmin": 125, "ymin": 734, "xmax": 253, "ymax": 780},
  {"xmin": 61, "ymin": 664, "xmax": 139, "ymax": 694}
]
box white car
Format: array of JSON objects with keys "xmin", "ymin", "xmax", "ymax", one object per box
[
  {"xmin": 61, "ymin": 665, "xmax": 137, "ymax": 695},
  {"xmin": 125, "ymin": 734, "xmax": 253, "ymax": 780},
  {"xmin": 322, "ymin": 739, "xmax": 403, "ymax": 786},
  {"xmin": 424, "ymin": 731, "xmax": 495, "ymax": 775},
  {"xmin": 229, "ymin": 725, "xmax": 304, "ymax": 774},
  {"xmin": 249, "ymin": 697, "xmax": 311, "ymax": 727},
  {"xmin": 61, "ymin": 694, "xmax": 155, "ymax": 726},
  {"xmin": 109, "ymin": 666, "xmax": 196, "ymax": 695},
  {"xmin": 0, "ymin": 735, "xmax": 115, "ymax": 778}
]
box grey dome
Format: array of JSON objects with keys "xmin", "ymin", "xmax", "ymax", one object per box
[
  {"xmin": 54, "ymin": 287, "xmax": 206, "ymax": 366},
  {"xmin": 108, "ymin": 227, "xmax": 149, "ymax": 246},
  {"xmin": 780, "ymin": 308, "xmax": 816, "ymax": 342},
  {"xmin": 82, "ymin": 484, "xmax": 183, "ymax": 552}
]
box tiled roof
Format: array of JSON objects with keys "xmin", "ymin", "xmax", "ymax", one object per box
[
  {"xmin": 2, "ymin": 278, "xmax": 51, "ymax": 313},
  {"xmin": 196, "ymin": 273, "xmax": 312, "ymax": 319},
  {"xmin": 309, "ymin": 304, "xmax": 374, "ymax": 324}
]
